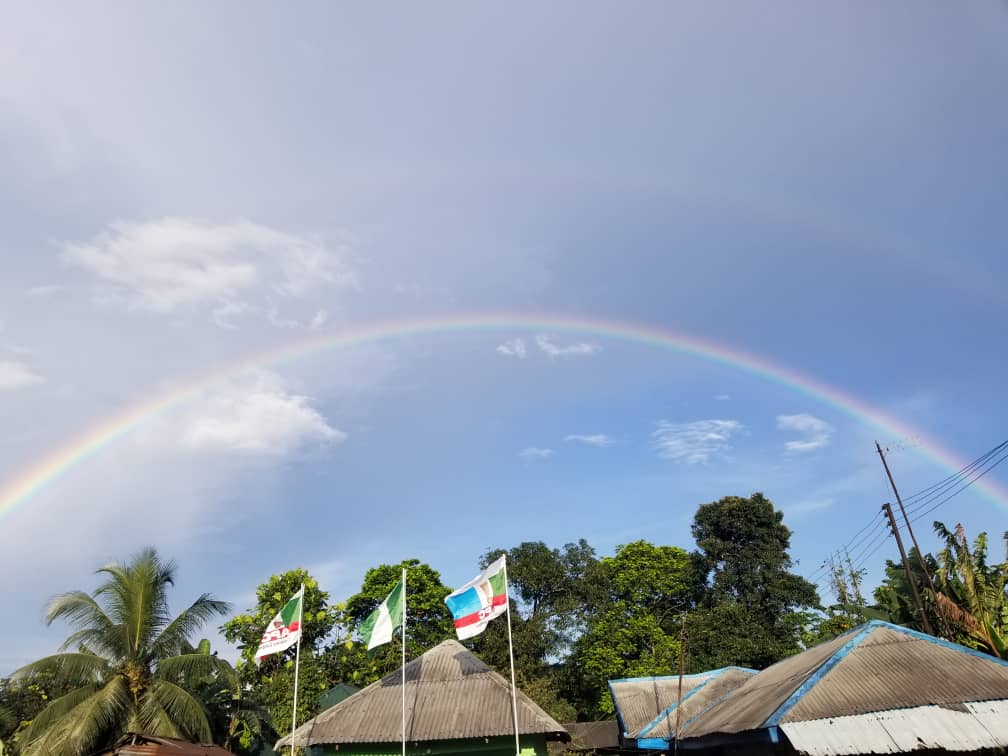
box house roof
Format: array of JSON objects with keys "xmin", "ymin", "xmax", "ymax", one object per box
[
  {"xmin": 678, "ymin": 620, "xmax": 1008, "ymax": 742},
  {"xmin": 103, "ymin": 733, "xmax": 233, "ymax": 756},
  {"xmin": 550, "ymin": 721, "xmax": 621, "ymax": 753},
  {"xmin": 608, "ymin": 667, "xmax": 756, "ymax": 742},
  {"xmin": 276, "ymin": 639, "xmax": 569, "ymax": 749}
]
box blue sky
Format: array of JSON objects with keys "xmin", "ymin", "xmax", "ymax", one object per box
[{"xmin": 1, "ymin": 2, "xmax": 1006, "ymax": 672}]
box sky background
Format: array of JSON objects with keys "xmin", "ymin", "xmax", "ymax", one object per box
[{"xmin": 1, "ymin": 2, "xmax": 1007, "ymax": 673}]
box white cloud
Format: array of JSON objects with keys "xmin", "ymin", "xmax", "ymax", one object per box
[
  {"xmin": 211, "ymin": 300, "xmax": 246, "ymax": 330},
  {"xmin": 310, "ymin": 309, "xmax": 329, "ymax": 330},
  {"xmin": 181, "ymin": 375, "xmax": 345, "ymax": 455},
  {"xmin": 534, "ymin": 334, "xmax": 600, "ymax": 358},
  {"xmin": 789, "ymin": 498, "xmax": 834, "ymax": 515},
  {"xmin": 564, "ymin": 434, "xmax": 614, "ymax": 447},
  {"xmin": 652, "ymin": 419, "xmax": 744, "ymax": 464},
  {"xmin": 26, "ymin": 284, "xmax": 64, "ymax": 297},
  {"xmin": 714, "ymin": 394, "xmax": 732, "ymax": 401},
  {"xmin": 519, "ymin": 446, "xmax": 554, "ymax": 460},
  {"xmin": 0, "ymin": 360, "xmax": 44, "ymax": 390},
  {"xmin": 777, "ymin": 413, "xmax": 834, "ymax": 452},
  {"xmin": 62, "ymin": 217, "xmax": 358, "ymax": 320},
  {"xmin": 496, "ymin": 338, "xmax": 528, "ymax": 359}
]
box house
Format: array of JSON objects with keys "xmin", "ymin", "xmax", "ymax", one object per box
[
  {"xmin": 674, "ymin": 620, "xmax": 1008, "ymax": 754},
  {"xmin": 99, "ymin": 733, "xmax": 234, "ymax": 755},
  {"xmin": 550, "ymin": 721, "xmax": 622, "ymax": 755},
  {"xmin": 608, "ymin": 668, "xmax": 756, "ymax": 750},
  {"xmin": 276, "ymin": 639, "xmax": 570, "ymax": 756}
]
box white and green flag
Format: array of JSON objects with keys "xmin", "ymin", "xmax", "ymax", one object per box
[{"xmin": 359, "ymin": 579, "xmax": 404, "ymax": 651}]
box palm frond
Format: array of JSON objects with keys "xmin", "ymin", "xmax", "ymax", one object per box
[
  {"xmin": 45, "ymin": 593, "xmax": 122, "ymax": 660},
  {"xmin": 22, "ymin": 676, "xmax": 130, "ymax": 756},
  {"xmin": 141, "ymin": 680, "xmax": 212, "ymax": 744},
  {"xmin": 18, "ymin": 685, "xmax": 99, "ymax": 752},
  {"xmin": 132, "ymin": 698, "xmax": 183, "ymax": 740},
  {"xmin": 58, "ymin": 628, "xmax": 121, "ymax": 659},
  {"xmin": 148, "ymin": 595, "xmax": 231, "ymax": 662},
  {"xmin": 11, "ymin": 653, "xmax": 111, "ymax": 688},
  {"xmin": 95, "ymin": 548, "xmax": 175, "ymax": 660},
  {"xmin": 156, "ymin": 653, "xmax": 238, "ymax": 689}
]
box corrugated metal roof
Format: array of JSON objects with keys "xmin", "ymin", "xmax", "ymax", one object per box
[
  {"xmin": 679, "ymin": 621, "xmax": 1008, "ymax": 743},
  {"xmin": 784, "ymin": 626, "xmax": 1008, "ymax": 721},
  {"xmin": 276, "ymin": 639, "xmax": 568, "ymax": 748},
  {"xmin": 608, "ymin": 668, "xmax": 755, "ymax": 739},
  {"xmin": 638, "ymin": 668, "xmax": 756, "ymax": 740},
  {"xmin": 560, "ymin": 721, "xmax": 621, "ymax": 751},
  {"xmin": 780, "ymin": 700, "xmax": 1008, "ymax": 755},
  {"xmin": 678, "ymin": 628, "xmax": 856, "ymax": 738},
  {"xmin": 103, "ymin": 734, "xmax": 233, "ymax": 755}
]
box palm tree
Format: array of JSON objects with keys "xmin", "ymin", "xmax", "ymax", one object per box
[{"xmin": 12, "ymin": 548, "xmax": 234, "ymax": 756}]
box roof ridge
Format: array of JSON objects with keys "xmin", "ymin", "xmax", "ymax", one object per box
[
  {"xmin": 763, "ymin": 623, "xmax": 879, "ymax": 727},
  {"xmin": 635, "ymin": 669, "xmax": 729, "ymax": 738},
  {"xmin": 868, "ymin": 621, "xmax": 1008, "ymax": 668}
]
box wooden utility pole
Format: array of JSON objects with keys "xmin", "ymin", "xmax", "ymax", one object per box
[
  {"xmin": 876, "ymin": 442, "xmax": 938, "ymax": 587},
  {"xmin": 876, "ymin": 441, "xmax": 946, "ymax": 636},
  {"xmin": 882, "ymin": 502, "xmax": 933, "ymax": 634}
]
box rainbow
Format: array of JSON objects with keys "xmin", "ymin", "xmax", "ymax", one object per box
[{"xmin": 2, "ymin": 313, "xmax": 1006, "ymax": 518}]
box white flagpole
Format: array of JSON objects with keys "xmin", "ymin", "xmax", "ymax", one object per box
[
  {"xmin": 402, "ymin": 567, "xmax": 407, "ymax": 756},
  {"xmin": 502, "ymin": 559, "xmax": 521, "ymax": 756},
  {"xmin": 289, "ymin": 585, "xmax": 304, "ymax": 756}
]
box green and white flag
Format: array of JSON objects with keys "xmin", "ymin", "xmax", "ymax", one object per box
[
  {"xmin": 359, "ymin": 579, "xmax": 404, "ymax": 651},
  {"xmin": 255, "ymin": 586, "xmax": 304, "ymax": 663}
]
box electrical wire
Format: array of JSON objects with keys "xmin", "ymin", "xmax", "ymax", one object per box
[{"xmin": 910, "ymin": 445, "xmax": 1008, "ymax": 524}]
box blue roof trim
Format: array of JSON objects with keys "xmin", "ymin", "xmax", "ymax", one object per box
[
  {"xmin": 673, "ymin": 668, "xmax": 767, "ymax": 739},
  {"xmin": 764, "ymin": 623, "xmax": 877, "ymax": 726},
  {"xmin": 637, "ymin": 669, "xmax": 730, "ymax": 738},
  {"xmin": 608, "ymin": 666, "xmax": 757, "ymax": 686},
  {"xmin": 635, "ymin": 737, "xmax": 670, "ymax": 750},
  {"xmin": 606, "ymin": 680, "xmax": 629, "ymax": 738}
]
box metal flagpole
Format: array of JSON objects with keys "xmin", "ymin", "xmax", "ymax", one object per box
[
  {"xmin": 402, "ymin": 567, "xmax": 407, "ymax": 756},
  {"xmin": 502, "ymin": 558, "xmax": 521, "ymax": 756},
  {"xmin": 289, "ymin": 584, "xmax": 304, "ymax": 756}
]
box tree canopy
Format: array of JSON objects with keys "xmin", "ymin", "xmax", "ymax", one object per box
[
  {"xmin": 12, "ymin": 548, "xmax": 233, "ymax": 756},
  {"xmin": 19, "ymin": 493, "xmax": 1004, "ymax": 749}
]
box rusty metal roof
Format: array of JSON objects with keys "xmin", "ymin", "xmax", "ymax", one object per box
[
  {"xmin": 102, "ymin": 734, "xmax": 233, "ymax": 755},
  {"xmin": 554, "ymin": 721, "xmax": 621, "ymax": 752},
  {"xmin": 679, "ymin": 621, "xmax": 1008, "ymax": 744},
  {"xmin": 276, "ymin": 639, "xmax": 569, "ymax": 749},
  {"xmin": 608, "ymin": 668, "xmax": 756, "ymax": 742}
]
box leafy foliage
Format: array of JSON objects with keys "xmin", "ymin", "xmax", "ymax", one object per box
[
  {"xmin": 688, "ymin": 493, "xmax": 820, "ymax": 670},
  {"xmin": 11, "ymin": 548, "xmax": 232, "ymax": 756},
  {"xmin": 567, "ymin": 541, "xmax": 691, "ymax": 717},
  {"xmin": 221, "ymin": 569, "xmax": 336, "ymax": 745}
]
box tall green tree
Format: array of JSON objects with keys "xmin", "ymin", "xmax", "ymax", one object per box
[
  {"xmin": 688, "ymin": 493, "xmax": 820, "ymax": 670},
  {"xmin": 12, "ymin": 548, "xmax": 233, "ymax": 756},
  {"xmin": 566, "ymin": 541, "xmax": 692, "ymax": 718},
  {"xmin": 337, "ymin": 560, "xmax": 453, "ymax": 686},
  {"xmin": 470, "ymin": 541, "xmax": 596, "ymax": 723},
  {"xmin": 221, "ymin": 570, "xmax": 336, "ymax": 739}
]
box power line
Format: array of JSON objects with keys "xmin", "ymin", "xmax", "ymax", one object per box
[
  {"xmin": 901, "ymin": 438, "xmax": 1008, "ymax": 511},
  {"xmin": 807, "ymin": 437, "xmax": 1008, "ymax": 587},
  {"xmin": 910, "ymin": 446, "xmax": 1008, "ymax": 524},
  {"xmin": 904, "ymin": 444, "xmax": 1008, "ymax": 518}
]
